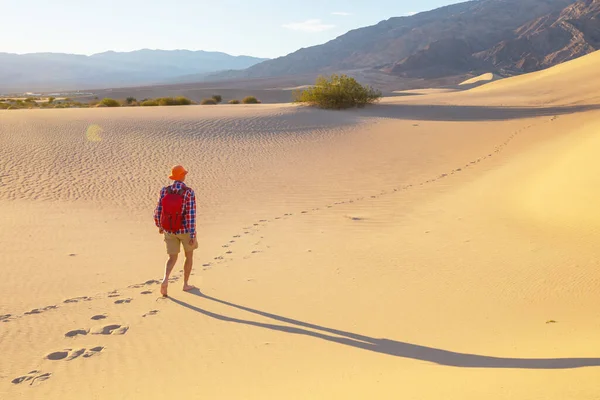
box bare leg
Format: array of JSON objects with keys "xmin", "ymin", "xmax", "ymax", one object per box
[
  {"xmin": 161, "ymin": 254, "xmax": 178, "ymax": 297},
  {"xmin": 183, "ymin": 250, "xmax": 195, "ymax": 291}
]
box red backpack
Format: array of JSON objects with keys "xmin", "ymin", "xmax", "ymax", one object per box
[{"xmin": 160, "ymin": 186, "xmax": 189, "ymax": 232}]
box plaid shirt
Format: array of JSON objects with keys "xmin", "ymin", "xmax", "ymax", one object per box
[{"xmin": 154, "ymin": 181, "xmax": 197, "ymax": 239}]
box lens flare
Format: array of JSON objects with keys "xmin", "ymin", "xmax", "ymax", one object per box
[{"xmin": 86, "ymin": 124, "xmax": 103, "ymax": 142}]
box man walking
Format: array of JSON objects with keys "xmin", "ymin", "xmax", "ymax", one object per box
[{"xmin": 154, "ymin": 165, "xmax": 198, "ymax": 297}]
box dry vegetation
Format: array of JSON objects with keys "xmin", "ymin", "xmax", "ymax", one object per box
[{"xmin": 0, "ymin": 93, "xmax": 264, "ymax": 110}]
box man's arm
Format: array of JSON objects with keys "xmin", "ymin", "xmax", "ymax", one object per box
[
  {"xmin": 154, "ymin": 188, "xmax": 166, "ymax": 229},
  {"xmin": 185, "ymin": 189, "xmax": 197, "ymax": 240}
]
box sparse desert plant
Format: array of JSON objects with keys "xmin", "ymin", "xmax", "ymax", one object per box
[
  {"xmin": 141, "ymin": 99, "xmax": 159, "ymax": 107},
  {"xmin": 294, "ymin": 74, "xmax": 382, "ymax": 109},
  {"xmin": 242, "ymin": 96, "xmax": 260, "ymax": 104},
  {"xmin": 99, "ymin": 98, "xmax": 120, "ymax": 107},
  {"xmin": 228, "ymin": 99, "xmax": 240, "ymax": 104},
  {"xmin": 157, "ymin": 97, "xmax": 178, "ymax": 106},
  {"xmin": 126, "ymin": 97, "xmax": 137, "ymax": 105},
  {"xmin": 211, "ymin": 95, "xmax": 222, "ymax": 104},
  {"xmin": 155, "ymin": 97, "xmax": 192, "ymax": 106},
  {"xmin": 47, "ymin": 96, "xmax": 56, "ymax": 104},
  {"xmin": 0, "ymin": 102, "xmax": 10, "ymax": 110},
  {"xmin": 200, "ymin": 98, "xmax": 217, "ymax": 105},
  {"xmin": 175, "ymin": 96, "xmax": 192, "ymax": 105}
]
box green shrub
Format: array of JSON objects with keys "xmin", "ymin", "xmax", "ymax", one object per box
[
  {"xmin": 228, "ymin": 99, "xmax": 240, "ymax": 104},
  {"xmin": 201, "ymin": 98, "xmax": 217, "ymax": 105},
  {"xmin": 47, "ymin": 96, "xmax": 56, "ymax": 104},
  {"xmin": 211, "ymin": 95, "xmax": 222, "ymax": 104},
  {"xmin": 294, "ymin": 74, "xmax": 382, "ymax": 109},
  {"xmin": 141, "ymin": 100, "xmax": 159, "ymax": 107},
  {"xmin": 157, "ymin": 97, "xmax": 178, "ymax": 106},
  {"xmin": 99, "ymin": 98, "xmax": 120, "ymax": 107},
  {"xmin": 0, "ymin": 102, "xmax": 9, "ymax": 110},
  {"xmin": 126, "ymin": 97, "xmax": 137, "ymax": 105},
  {"xmin": 242, "ymin": 96, "xmax": 260, "ymax": 104},
  {"xmin": 175, "ymin": 96, "xmax": 192, "ymax": 105}
]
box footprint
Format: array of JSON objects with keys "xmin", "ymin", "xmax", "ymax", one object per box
[
  {"xmin": 64, "ymin": 296, "xmax": 92, "ymax": 304},
  {"xmin": 114, "ymin": 298, "xmax": 132, "ymax": 305},
  {"xmin": 91, "ymin": 314, "xmax": 107, "ymax": 321},
  {"xmin": 24, "ymin": 305, "xmax": 58, "ymax": 315},
  {"xmin": 143, "ymin": 310, "xmax": 159, "ymax": 317},
  {"xmin": 140, "ymin": 290, "xmax": 153, "ymax": 295},
  {"xmin": 46, "ymin": 348, "xmax": 86, "ymax": 361},
  {"xmin": 46, "ymin": 347, "xmax": 104, "ymax": 361},
  {"xmin": 1, "ymin": 314, "xmax": 13, "ymax": 322},
  {"xmin": 12, "ymin": 370, "xmax": 52, "ymax": 386},
  {"xmin": 65, "ymin": 328, "xmax": 89, "ymax": 338},
  {"xmin": 91, "ymin": 324, "xmax": 129, "ymax": 335},
  {"xmin": 83, "ymin": 346, "xmax": 105, "ymax": 358}
]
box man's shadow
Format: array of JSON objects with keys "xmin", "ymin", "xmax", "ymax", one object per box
[{"xmin": 169, "ymin": 289, "xmax": 600, "ymax": 369}]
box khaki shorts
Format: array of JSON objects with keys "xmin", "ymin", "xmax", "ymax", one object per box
[{"xmin": 164, "ymin": 232, "xmax": 198, "ymax": 255}]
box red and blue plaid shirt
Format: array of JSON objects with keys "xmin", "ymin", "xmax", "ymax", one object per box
[{"xmin": 154, "ymin": 181, "xmax": 197, "ymax": 239}]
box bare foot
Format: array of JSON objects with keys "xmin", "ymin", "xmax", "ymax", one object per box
[
  {"xmin": 183, "ymin": 284, "xmax": 196, "ymax": 292},
  {"xmin": 160, "ymin": 281, "xmax": 169, "ymax": 297}
]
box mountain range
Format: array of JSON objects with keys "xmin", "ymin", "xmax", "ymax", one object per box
[
  {"xmin": 212, "ymin": 0, "xmax": 599, "ymax": 83},
  {"xmin": 1, "ymin": 0, "xmax": 599, "ymax": 92},
  {"xmin": 0, "ymin": 50, "xmax": 268, "ymax": 92}
]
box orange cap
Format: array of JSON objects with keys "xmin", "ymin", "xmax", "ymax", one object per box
[{"xmin": 169, "ymin": 165, "xmax": 188, "ymax": 181}]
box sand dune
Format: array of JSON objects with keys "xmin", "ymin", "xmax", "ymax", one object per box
[
  {"xmin": 468, "ymin": 50, "xmax": 600, "ymax": 105},
  {"xmin": 459, "ymin": 72, "xmax": 501, "ymax": 86},
  {"xmin": 2, "ymin": 50, "xmax": 600, "ymax": 399}
]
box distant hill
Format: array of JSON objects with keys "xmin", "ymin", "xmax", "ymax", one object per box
[
  {"xmin": 211, "ymin": 0, "xmax": 599, "ymax": 83},
  {"xmin": 0, "ymin": 50, "xmax": 268, "ymax": 92}
]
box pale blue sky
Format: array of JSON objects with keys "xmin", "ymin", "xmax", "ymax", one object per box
[{"xmin": 1, "ymin": 0, "xmax": 458, "ymax": 58}]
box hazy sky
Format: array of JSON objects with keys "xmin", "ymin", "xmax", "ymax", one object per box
[{"xmin": 1, "ymin": 0, "xmax": 458, "ymax": 58}]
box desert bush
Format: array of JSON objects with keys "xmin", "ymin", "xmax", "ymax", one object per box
[
  {"xmin": 200, "ymin": 98, "xmax": 217, "ymax": 105},
  {"xmin": 228, "ymin": 99, "xmax": 240, "ymax": 104},
  {"xmin": 99, "ymin": 98, "xmax": 120, "ymax": 107},
  {"xmin": 242, "ymin": 96, "xmax": 260, "ymax": 104},
  {"xmin": 211, "ymin": 95, "xmax": 222, "ymax": 104},
  {"xmin": 294, "ymin": 74, "xmax": 382, "ymax": 109},
  {"xmin": 175, "ymin": 96, "xmax": 192, "ymax": 105},
  {"xmin": 155, "ymin": 97, "xmax": 192, "ymax": 106},
  {"xmin": 47, "ymin": 96, "xmax": 56, "ymax": 104},
  {"xmin": 141, "ymin": 99, "xmax": 159, "ymax": 107},
  {"xmin": 126, "ymin": 97, "xmax": 137, "ymax": 105},
  {"xmin": 157, "ymin": 97, "xmax": 178, "ymax": 106},
  {"xmin": 0, "ymin": 102, "xmax": 9, "ymax": 110}
]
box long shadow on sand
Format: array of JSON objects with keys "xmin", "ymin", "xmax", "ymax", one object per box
[
  {"xmin": 171, "ymin": 291, "xmax": 600, "ymax": 369},
  {"xmin": 348, "ymin": 103, "xmax": 600, "ymax": 122}
]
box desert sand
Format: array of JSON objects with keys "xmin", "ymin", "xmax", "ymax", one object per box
[{"xmin": 2, "ymin": 51, "xmax": 600, "ymax": 400}]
